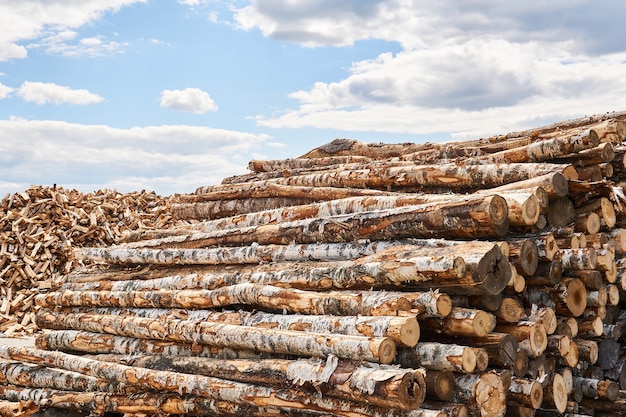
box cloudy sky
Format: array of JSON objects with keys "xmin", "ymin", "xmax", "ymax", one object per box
[{"xmin": 1, "ymin": 1, "xmax": 625, "ymax": 197}]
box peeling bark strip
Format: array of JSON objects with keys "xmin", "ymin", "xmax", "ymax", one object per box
[
  {"xmin": 51, "ymin": 308, "xmax": 422, "ymax": 348},
  {"xmin": 0, "ymin": 400, "xmax": 38, "ymax": 417},
  {"xmin": 36, "ymin": 330, "xmax": 269, "ymax": 358},
  {"xmin": 0, "ymin": 347, "xmax": 407, "ymax": 417},
  {"xmin": 396, "ymin": 342, "xmax": 477, "ymax": 373},
  {"xmin": 37, "ymin": 283, "xmax": 413, "ymax": 317},
  {"xmin": 35, "ymin": 311, "xmax": 397, "ymax": 364},
  {"xmin": 89, "ymin": 355, "xmax": 426, "ymax": 411},
  {"xmin": 119, "ymin": 196, "xmax": 510, "ymax": 250}
]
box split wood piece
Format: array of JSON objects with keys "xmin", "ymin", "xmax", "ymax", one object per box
[
  {"xmin": 421, "ymin": 401, "xmax": 468, "ymax": 417},
  {"xmin": 556, "ymin": 248, "xmax": 597, "ymax": 271},
  {"xmin": 527, "ymin": 307, "xmax": 557, "ymax": 335},
  {"xmin": 122, "ymin": 196, "xmax": 511, "ymax": 250},
  {"xmin": 541, "ymin": 372, "xmax": 568, "ymax": 413},
  {"xmin": 576, "ymin": 197, "xmax": 617, "ymax": 229},
  {"xmin": 0, "ymin": 347, "xmax": 409, "ymax": 417},
  {"xmin": 507, "ymin": 377, "xmax": 544, "ymax": 409},
  {"xmin": 545, "ymin": 334, "xmax": 579, "ymax": 368},
  {"xmin": 494, "ymin": 298, "xmax": 526, "ymax": 324},
  {"xmin": 36, "ymin": 283, "xmax": 413, "ymax": 317},
  {"xmin": 577, "ymin": 316, "xmax": 603, "ymax": 338},
  {"xmin": 131, "ymin": 193, "xmax": 513, "ymax": 242},
  {"xmin": 0, "ymin": 400, "xmax": 38, "ymax": 417},
  {"xmin": 527, "ymin": 278, "xmax": 587, "ymax": 317},
  {"xmin": 396, "ymin": 342, "xmax": 476, "ymax": 373},
  {"xmin": 495, "ymin": 321, "xmax": 547, "ymax": 358},
  {"xmin": 547, "ymin": 196, "xmax": 577, "ymax": 227},
  {"xmin": 63, "ymin": 307, "xmax": 421, "ymax": 347},
  {"xmin": 419, "ymin": 308, "xmax": 496, "ymax": 338},
  {"xmin": 92, "ymin": 354, "xmax": 427, "ymax": 411},
  {"xmin": 572, "ymin": 377, "xmax": 619, "ymax": 401},
  {"xmin": 574, "ymin": 340, "xmax": 599, "ymax": 365},
  {"xmin": 451, "ymin": 372, "xmax": 506, "ymax": 417},
  {"xmin": 507, "ymin": 238, "xmax": 539, "ymax": 276},
  {"xmin": 422, "ymin": 371, "xmax": 454, "ymax": 402},
  {"xmin": 35, "ymin": 311, "xmax": 397, "ymax": 364},
  {"xmin": 524, "ymin": 260, "xmax": 561, "ymax": 286},
  {"xmin": 478, "ymin": 173, "xmax": 569, "ymax": 198},
  {"xmin": 36, "ymin": 330, "xmax": 272, "ymax": 358}
]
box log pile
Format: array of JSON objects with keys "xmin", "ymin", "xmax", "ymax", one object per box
[
  {"xmin": 3, "ymin": 111, "xmax": 626, "ymax": 416},
  {"xmin": 0, "ymin": 186, "xmax": 185, "ymax": 336}
]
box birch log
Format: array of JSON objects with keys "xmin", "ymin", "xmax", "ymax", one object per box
[
  {"xmin": 0, "ymin": 400, "xmax": 38, "ymax": 417},
  {"xmin": 58, "ymin": 307, "xmax": 420, "ymax": 347},
  {"xmin": 119, "ymin": 196, "xmax": 510, "ymax": 250},
  {"xmin": 248, "ymin": 155, "xmax": 373, "ymax": 172},
  {"xmin": 0, "ymin": 347, "xmax": 412, "ymax": 417},
  {"xmin": 507, "ymin": 378, "xmax": 544, "ymax": 409},
  {"xmin": 451, "ymin": 372, "xmax": 506, "ymax": 417},
  {"xmin": 36, "ymin": 283, "xmax": 413, "ymax": 316},
  {"xmin": 34, "ymin": 311, "xmax": 398, "ymax": 363},
  {"xmin": 420, "ymin": 308, "xmax": 496, "ymax": 338},
  {"xmin": 396, "ymin": 342, "xmax": 477, "ymax": 373}
]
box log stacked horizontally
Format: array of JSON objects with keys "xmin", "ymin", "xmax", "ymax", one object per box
[{"xmin": 3, "ymin": 111, "xmax": 626, "ymax": 416}]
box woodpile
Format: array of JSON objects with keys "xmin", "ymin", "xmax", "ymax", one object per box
[
  {"xmin": 0, "ymin": 186, "xmax": 184, "ymax": 336},
  {"xmin": 2, "ymin": 111, "xmax": 626, "ymax": 416}
]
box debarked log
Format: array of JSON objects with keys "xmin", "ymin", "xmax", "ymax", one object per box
[
  {"xmin": 119, "ymin": 196, "xmax": 510, "ymax": 249},
  {"xmin": 34, "ymin": 311, "xmax": 397, "ymax": 363},
  {"xmin": 36, "ymin": 283, "xmax": 413, "ymax": 316},
  {"xmin": 49, "ymin": 308, "xmax": 422, "ymax": 348},
  {"xmin": 91, "ymin": 354, "xmax": 426, "ymax": 411}
]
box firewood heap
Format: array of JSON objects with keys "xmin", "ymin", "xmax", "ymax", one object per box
[{"xmin": 2, "ymin": 111, "xmax": 626, "ymax": 417}]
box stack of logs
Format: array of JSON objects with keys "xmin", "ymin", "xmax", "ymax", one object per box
[
  {"xmin": 2, "ymin": 111, "xmax": 626, "ymax": 416},
  {"xmin": 0, "ymin": 186, "xmax": 184, "ymax": 336}
]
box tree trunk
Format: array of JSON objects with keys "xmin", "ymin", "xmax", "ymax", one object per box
[
  {"xmin": 91, "ymin": 354, "xmax": 427, "ymax": 411},
  {"xmin": 248, "ymin": 155, "xmax": 373, "ymax": 173},
  {"xmin": 397, "ymin": 342, "xmax": 477, "ymax": 373},
  {"xmin": 36, "ymin": 283, "xmax": 414, "ymax": 316},
  {"xmin": 35, "ymin": 311, "xmax": 397, "ymax": 364},
  {"xmin": 171, "ymin": 197, "xmax": 318, "ymax": 221},
  {"xmin": 0, "ymin": 347, "xmax": 407, "ymax": 417}
]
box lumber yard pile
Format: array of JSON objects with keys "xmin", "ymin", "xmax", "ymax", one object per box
[
  {"xmin": 3, "ymin": 111, "xmax": 626, "ymax": 416},
  {"xmin": 0, "ymin": 187, "xmax": 185, "ymax": 336}
]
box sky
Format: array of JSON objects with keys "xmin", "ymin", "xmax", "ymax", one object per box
[{"xmin": 1, "ymin": 1, "xmax": 625, "ymax": 197}]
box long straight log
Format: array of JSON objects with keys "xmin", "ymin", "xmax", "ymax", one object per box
[
  {"xmin": 34, "ymin": 311, "xmax": 397, "ymax": 363},
  {"xmin": 37, "ymin": 283, "xmax": 413, "ymax": 316},
  {"xmin": 248, "ymin": 155, "xmax": 373, "ymax": 173},
  {"xmin": 53, "ymin": 307, "xmax": 421, "ymax": 347},
  {"xmin": 128, "ymin": 194, "xmax": 512, "ymax": 242},
  {"xmin": 171, "ymin": 197, "xmax": 318, "ymax": 220},
  {"xmin": 36, "ymin": 330, "xmax": 270, "ymax": 358},
  {"xmin": 0, "ymin": 347, "xmax": 416, "ymax": 417},
  {"xmin": 120, "ymin": 196, "xmax": 510, "ymax": 250},
  {"xmin": 91, "ymin": 354, "xmax": 426, "ymax": 411}
]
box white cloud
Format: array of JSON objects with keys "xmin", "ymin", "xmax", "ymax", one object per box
[
  {"xmin": 236, "ymin": 1, "xmax": 626, "ymax": 137},
  {"xmin": 0, "ymin": 119, "xmax": 271, "ymax": 197},
  {"xmin": 0, "ymin": 83, "xmax": 13, "ymax": 100},
  {"xmin": 0, "ymin": 0, "xmax": 145, "ymax": 61},
  {"xmin": 160, "ymin": 88, "xmax": 219, "ymax": 114},
  {"xmin": 17, "ymin": 82, "xmax": 104, "ymax": 105}
]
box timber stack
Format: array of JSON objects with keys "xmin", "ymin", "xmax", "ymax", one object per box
[{"xmin": 2, "ymin": 111, "xmax": 626, "ymax": 416}]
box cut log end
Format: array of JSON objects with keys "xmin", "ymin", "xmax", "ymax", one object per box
[
  {"xmin": 474, "ymin": 373, "xmax": 507, "ymax": 417},
  {"xmin": 376, "ymin": 337, "xmax": 398, "ymax": 364},
  {"xmin": 392, "ymin": 316, "xmax": 421, "ymax": 348},
  {"xmin": 565, "ymin": 278, "xmax": 588, "ymax": 317}
]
